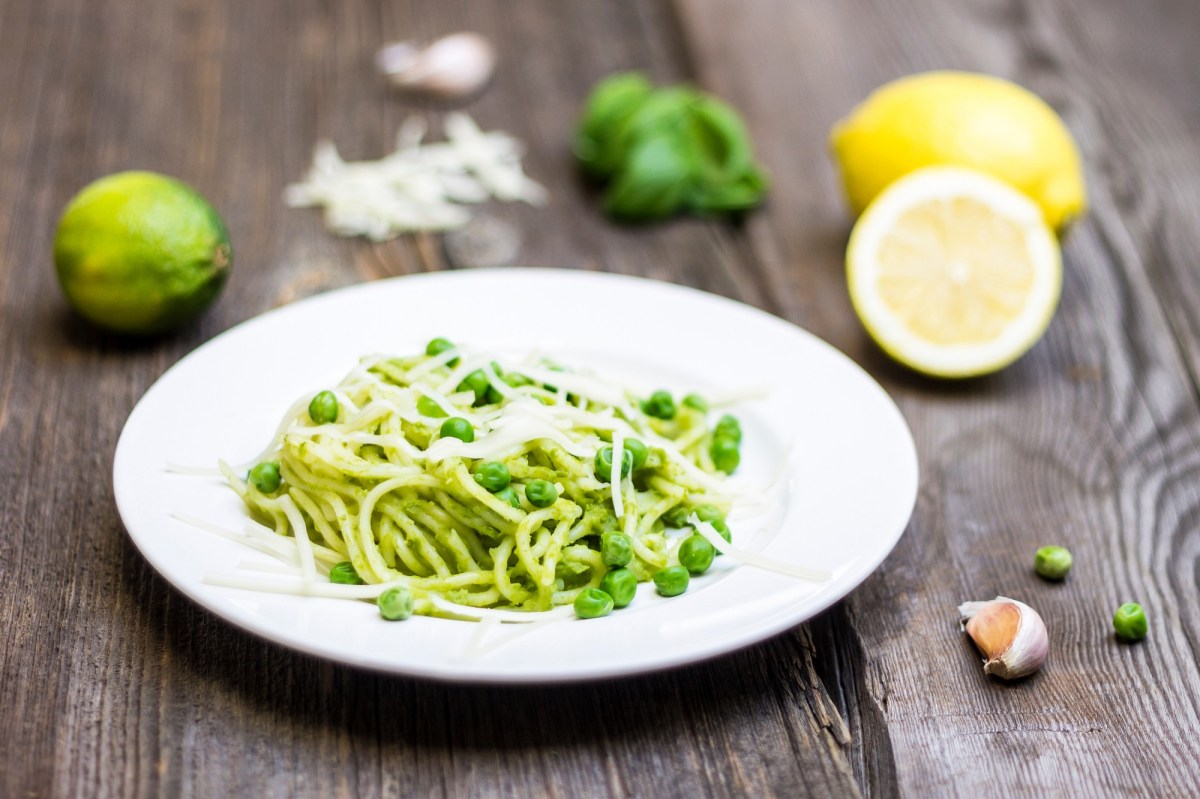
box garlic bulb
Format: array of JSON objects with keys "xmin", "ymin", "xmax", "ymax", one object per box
[
  {"xmin": 375, "ymin": 33, "xmax": 496, "ymax": 99},
  {"xmin": 958, "ymin": 596, "xmax": 1048, "ymax": 680}
]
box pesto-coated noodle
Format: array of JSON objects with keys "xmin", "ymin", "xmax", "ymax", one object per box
[{"xmin": 222, "ymin": 343, "xmax": 745, "ymax": 617}]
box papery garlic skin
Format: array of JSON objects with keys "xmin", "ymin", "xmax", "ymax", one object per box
[
  {"xmin": 376, "ymin": 33, "xmax": 497, "ymax": 99},
  {"xmin": 958, "ymin": 596, "xmax": 1048, "ymax": 680}
]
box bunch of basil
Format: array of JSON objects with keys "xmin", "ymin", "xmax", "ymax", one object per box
[{"xmin": 573, "ymin": 72, "xmax": 769, "ymax": 221}]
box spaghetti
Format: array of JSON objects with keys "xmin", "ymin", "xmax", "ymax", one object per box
[{"xmin": 221, "ymin": 340, "xmax": 744, "ymax": 618}]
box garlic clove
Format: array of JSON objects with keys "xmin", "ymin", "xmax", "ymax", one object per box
[
  {"xmin": 375, "ymin": 42, "xmax": 421, "ymax": 77},
  {"xmin": 958, "ymin": 596, "xmax": 1048, "ymax": 680},
  {"xmin": 375, "ymin": 33, "xmax": 496, "ymax": 100}
]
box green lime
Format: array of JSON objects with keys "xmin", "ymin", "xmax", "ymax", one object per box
[{"xmin": 53, "ymin": 171, "xmax": 232, "ymax": 334}]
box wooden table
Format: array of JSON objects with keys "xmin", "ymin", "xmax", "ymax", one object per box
[{"xmin": 3, "ymin": 0, "xmax": 1199, "ymax": 795}]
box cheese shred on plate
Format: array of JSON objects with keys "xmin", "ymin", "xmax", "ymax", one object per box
[{"xmin": 212, "ymin": 342, "xmax": 756, "ymax": 618}]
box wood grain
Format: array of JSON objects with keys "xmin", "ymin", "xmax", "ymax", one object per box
[
  {"xmin": 674, "ymin": 0, "xmax": 1200, "ymax": 795},
  {"xmin": 0, "ymin": 1, "xmax": 852, "ymax": 797},
  {"xmin": 1, "ymin": 0, "xmax": 1198, "ymax": 796}
]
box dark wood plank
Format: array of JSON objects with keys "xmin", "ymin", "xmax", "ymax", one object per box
[
  {"xmin": 0, "ymin": 1, "xmax": 856, "ymax": 797},
  {"xmin": 673, "ymin": 0, "xmax": 1200, "ymax": 795}
]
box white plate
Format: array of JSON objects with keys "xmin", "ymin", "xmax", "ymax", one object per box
[{"xmin": 114, "ymin": 268, "xmax": 917, "ymax": 683}]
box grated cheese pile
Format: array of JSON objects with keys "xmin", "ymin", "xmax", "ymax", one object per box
[{"xmin": 285, "ymin": 113, "xmax": 548, "ymax": 241}]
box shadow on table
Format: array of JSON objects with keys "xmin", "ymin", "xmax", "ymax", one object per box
[
  {"xmin": 119, "ymin": 535, "xmax": 822, "ymax": 754},
  {"xmin": 42, "ymin": 305, "xmax": 199, "ymax": 354}
]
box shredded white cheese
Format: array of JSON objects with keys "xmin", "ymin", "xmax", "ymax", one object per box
[
  {"xmin": 690, "ymin": 516, "xmax": 831, "ymax": 583},
  {"xmin": 481, "ymin": 361, "xmax": 516, "ymax": 402},
  {"xmin": 172, "ymin": 513, "xmax": 299, "ymax": 565},
  {"xmin": 424, "ymin": 408, "xmax": 593, "ymax": 462},
  {"xmin": 412, "ymin": 385, "xmax": 462, "ymax": 420},
  {"xmin": 611, "ymin": 431, "xmax": 625, "ymax": 519},
  {"xmin": 285, "ymin": 113, "xmax": 547, "ymax": 241},
  {"xmin": 436, "ymin": 354, "xmax": 498, "ymax": 396},
  {"xmin": 279, "ymin": 495, "xmax": 318, "ymax": 587},
  {"xmin": 406, "ymin": 346, "xmax": 462, "ymax": 380}
]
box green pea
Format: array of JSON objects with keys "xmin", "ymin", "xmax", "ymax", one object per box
[
  {"xmin": 480, "ymin": 363, "xmax": 505, "ymax": 405},
  {"xmin": 495, "ymin": 486, "xmax": 521, "ymax": 508},
  {"xmin": 440, "ymin": 417, "xmax": 474, "ymax": 442},
  {"xmin": 473, "ymin": 461, "xmax": 510, "ymax": 492},
  {"xmin": 503, "ymin": 373, "xmax": 534, "ymax": 388},
  {"xmin": 308, "ymin": 390, "xmax": 339, "ymax": 424},
  {"xmin": 599, "ymin": 568, "xmax": 637, "ymax": 608},
  {"xmin": 710, "ymin": 435, "xmax": 741, "ymax": 474},
  {"xmin": 1034, "ymin": 545, "xmax": 1073, "ymax": 580},
  {"xmin": 693, "ymin": 504, "xmax": 732, "ymax": 542},
  {"xmin": 574, "ymin": 587, "xmax": 614, "ymax": 619},
  {"xmin": 653, "ymin": 565, "xmax": 689, "ymax": 597},
  {"xmin": 1113, "ymin": 602, "xmax": 1148, "ymax": 642},
  {"xmin": 641, "ymin": 390, "xmax": 677, "ymax": 420},
  {"xmin": 416, "ymin": 395, "xmax": 447, "ymax": 418},
  {"xmin": 623, "ymin": 437, "xmax": 648, "ymax": 470},
  {"xmin": 594, "ymin": 445, "xmax": 633, "ymax": 482},
  {"xmin": 425, "ymin": 337, "xmax": 460, "ymax": 366},
  {"xmin": 661, "ymin": 505, "xmax": 692, "ymax": 528},
  {"xmin": 247, "ymin": 461, "xmax": 281, "ymax": 493},
  {"xmin": 682, "ymin": 393, "xmax": 709, "ymax": 412},
  {"xmin": 525, "ymin": 479, "xmax": 558, "ymax": 508},
  {"xmin": 600, "ymin": 531, "xmax": 633, "ymax": 567},
  {"xmin": 458, "ymin": 370, "xmax": 490, "ymax": 405},
  {"xmin": 377, "ymin": 586, "xmax": 414, "ymax": 620},
  {"xmin": 715, "ymin": 414, "xmax": 742, "ymax": 443},
  {"xmin": 329, "ymin": 562, "xmax": 363, "ymax": 585},
  {"xmin": 678, "ymin": 534, "xmax": 715, "ymax": 574}
]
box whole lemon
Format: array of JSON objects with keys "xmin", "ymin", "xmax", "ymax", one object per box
[
  {"xmin": 54, "ymin": 171, "xmax": 232, "ymax": 334},
  {"xmin": 830, "ymin": 71, "xmax": 1086, "ymax": 232}
]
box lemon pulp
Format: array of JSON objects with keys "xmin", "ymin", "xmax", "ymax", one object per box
[{"xmin": 877, "ymin": 197, "xmax": 1035, "ymax": 346}]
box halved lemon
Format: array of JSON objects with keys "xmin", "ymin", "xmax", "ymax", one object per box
[{"xmin": 846, "ymin": 166, "xmax": 1061, "ymax": 378}]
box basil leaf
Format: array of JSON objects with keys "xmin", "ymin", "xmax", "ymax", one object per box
[
  {"xmin": 574, "ymin": 72, "xmax": 769, "ymax": 222},
  {"xmin": 574, "ymin": 73, "xmax": 653, "ymax": 179},
  {"xmin": 602, "ymin": 89, "xmax": 697, "ymax": 198},
  {"xmin": 687, "ymin": 166, "xmax": 769, "ymax": 214},
  {"xmin": 603, "ymin": 134, "xmax": 692, "ymax": 220},
  {"xmin": 684, "ymin": 96, "xmax": 753, "ymax": 182},
  {"xmin": 620, "ymin": 87, "xmax": 696, "ymax": 144}
]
